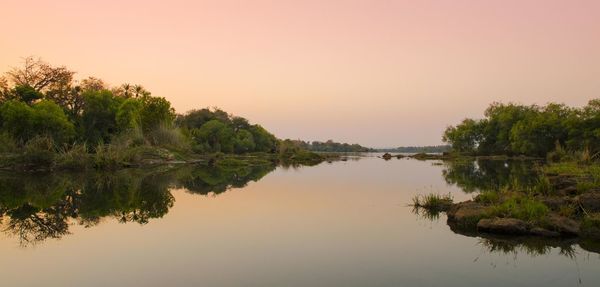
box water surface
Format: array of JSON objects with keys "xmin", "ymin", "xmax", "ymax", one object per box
[{"xmin": 0, "ymin": 156, "xmax": 598, "ymax": 286}]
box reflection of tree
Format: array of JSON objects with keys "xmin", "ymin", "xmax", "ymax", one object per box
[
  {"xmin": 0, "ymin": 163, "xmax": 277, "ymax": 246},
  {"xmin": 4, "ymin": 204, "xmax": 70, "ymax": 246},
  {"xmin": 175, "ymin": 164, "xmax": 275, "ymax": 196},
  {"xmin": 477, "ymin": 236, "xmax": 577, "ymax": 258},
  {"xmin": 442, "ymin": 159, "xmax": 541, "ymax": 193}
]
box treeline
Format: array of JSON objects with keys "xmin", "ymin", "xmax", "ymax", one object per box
[
  {"xmin": 443, "ymin": 101, "xmax": 600, "ymax": 159},
  {"xmin": 378, "ymin": 145, "xmax": 451, "ymax": 153},
  {"xmin": 0, "ymin": 57, "xmax": 301, "ymax": 169},
  {"xmin": 286, "ymin": 139, "xmax": 373, "ymax": 152}
]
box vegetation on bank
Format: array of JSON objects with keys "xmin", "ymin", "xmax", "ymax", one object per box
[
  {"xmin": 0, "ymin": 57, "xmax": 325, "ymax": 171},
  {"xmin": 378, "ymin": 145, "xmax": 451, "ymax": 153},
  {"xmin": 443, "ymin": 101, "xmax": 600, "ymax": 159},
  {"xmin": 283, "ymin": 139, "xmax": 373, "ymax": 153}
]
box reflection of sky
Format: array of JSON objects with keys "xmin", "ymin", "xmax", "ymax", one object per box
[{"xmin": 0, "ymin": 157, "xmax": 598, "ymax": 286}]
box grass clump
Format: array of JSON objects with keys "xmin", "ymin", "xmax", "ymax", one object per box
[
  {"xmin": 411, "ymin": 193, "xmax": 453, "ymax": 211},
  {"xmin": 56, "ymin": 143, "xmax": 91, "ymax": 170},
  {"xmin": 488, "ymin": 196, "xmax": 549, "ymax": 222},
  {"xmin": 474, "ymin": 191, "xmax": 500, "ymax": 204},
  {"xmin": 18, "ymin": 136, "xmax": 56, "ymax": 169}
]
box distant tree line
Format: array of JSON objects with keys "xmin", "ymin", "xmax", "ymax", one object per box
[
  {"xmin": 443, "ymin": 101, "xmax": 600, "ymax": 158},
  {"xmin": 378, "ymin": 145, "xmax": 451, "ymax": 153},
  {"xmin": 285, "ymin": 139, "xmax": 373, "ymax": 152}
]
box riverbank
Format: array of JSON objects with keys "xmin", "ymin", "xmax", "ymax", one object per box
[
  {"xmin": 413, "ymin": 161, "xmax": 600, "ymax": 241},
  {"xmin": 0, "ymin": 143, "xmax": 341, "ymax": 172}
]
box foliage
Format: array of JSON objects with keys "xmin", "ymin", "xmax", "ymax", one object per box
[
  {"xmin": 443, "ymin": 100, "xmax": 600, "ymax": 158},
  {"xmin": 0, "ymin": 57, "xmax": 327, "ymax": 171},
  {"xmin": 0, "ymin": 100, "xmax": 75, "ymax": 144},
  {"xmin": 179, "ymin": 108, "xmax": 278, "ymax": 154}
]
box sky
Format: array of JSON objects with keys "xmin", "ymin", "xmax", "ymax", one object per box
[{"xmin": 1, "ymin": 0, "xmax": 599, "ymax": 147}]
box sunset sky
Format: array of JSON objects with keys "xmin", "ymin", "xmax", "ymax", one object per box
[{"xmin": 1, "ymin": 0, "xmax": 599, "ymax": 147}]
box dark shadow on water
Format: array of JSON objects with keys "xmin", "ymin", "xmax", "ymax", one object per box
[
  {"xmin": 0, "ymin": 163, "xmax": 276, "ymax": 246},
  {"xmin": 442, "ymin": 158, "xmax": 543, "ymax": 193}
]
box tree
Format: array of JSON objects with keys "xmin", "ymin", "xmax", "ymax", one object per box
[
  {"xmin": 11, "ymin": 85, "xmax": 43, "ymax": 105},
  {"xmin": 80, "ymin": 90, "xmax": 123, "ymax": 144},
  {"xmin": 116, "ymin": 98, "xmax": 143, "ymax": 132},
  {"xmin": 138, "ymin": 95, "xmax": 175, "ymax": 132},
  {"xmin": 234, "ymin": 130, "xmax": 255, "ymax": 153},
  {"xmin": 192, "ymin": 119, "xmax": 234, "ymax": 153},
  {"xmin": 249, "ymin": 125, "xmax": 277, "ymax": 152},
  {"xmin": 443, "ymin": 119, "xmax": 484, "ymax": 154},
  {"xmin": 0, "ymin": 100, "xmax": 75, "ymax": 144},
  {"xmin": 6, "ymin": 57, "xmax": 74, "ymax": 92}
]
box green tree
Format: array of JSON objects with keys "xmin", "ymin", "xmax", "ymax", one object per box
[
  {"xmin": 0, "ymin": 100, "xmax": 75, "ymax": 144},
  {"xmin": 443, "ymin": 119, "xmax": 484, "ymax": 154},
  {"xmin": 80, "ymin": 90, "xmax": 122, "ymax": 144},
  {"xmin": 192, "ymin": 119, "xmax": 234, "ymax": 153},
  {"xmin": 234, "ymin": 130, "xmax": 256, "ymax": 153},
  {"xmin": 139, "ymin": 95, "xmax": 175, "ymax": 132}
]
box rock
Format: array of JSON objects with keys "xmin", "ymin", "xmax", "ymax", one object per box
[
  {"xmin": 577, "ymin": 192, "xmax": 600, "ymax": 213},
  {"xmin": 529, "ymin": 227, "xmax": 560, "ymax": 237},
  {"xmin": 477, "ymin": 218, "xmax": 530, "ymax": 235},
  {"xmin": 556, "ymin": 186, "xmax": 578, "ymax": 196},
  {"xmin": 546, "ymin": 214, "xmax": 580, "ymax": 236},
  {"xmin": 548, "ymin": 175, "xmax": 577, "ymax": 191},
  {"xmin": 541, "ymin": 196, "xmax": 572, "ymax": 211},
  {"xmin": 581, "ymin": 216, "xmax": 600, "ymax": 239},
  {"xmin": 447, "ymin": 201, "xmax": 488, "ymax": 228}
]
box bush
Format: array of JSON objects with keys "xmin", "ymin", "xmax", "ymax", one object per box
[
  {"xmin": 19, "ymin": 136, "xmax": 56, "ymax": 169},
  {"xmin": 0, "ymin": 132, "xmax": 18, "ymax": 153}
]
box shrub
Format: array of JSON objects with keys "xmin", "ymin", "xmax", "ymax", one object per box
[
  {"xmin": 0, "ymin": 132, "xmax": 18, "ymax": 153},
  {"xmin": 19, "ymin": 136, "xmax": 56, "ymax": 169}
]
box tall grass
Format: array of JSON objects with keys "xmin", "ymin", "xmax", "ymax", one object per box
[
  {"xmin": 145, "ymin": 125, "xmax": 191, "ymax": 152},
  {"xmin": 56, "ymin": 143, "xmax": 90, "ymax": 170},
  {"xmin": 411, "ymin": 193, "xmax": 453, "ymax": 211},
  {"xmin": 488, "ymin": 196, "xmax": 548, "ymax": 222}
]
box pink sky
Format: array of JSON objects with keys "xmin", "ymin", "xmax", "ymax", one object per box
[{"xmin": 1, "ymin": 0, "xmax": 599, "ymax": 147}]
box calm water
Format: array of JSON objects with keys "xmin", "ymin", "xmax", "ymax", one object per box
[{"xmin": 1, "ymin": 156, "xmax": 599, "ymax": 287}]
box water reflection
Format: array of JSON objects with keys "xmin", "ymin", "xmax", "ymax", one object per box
[
  {"xmin": 442, "ymin": 159, "xmax": 542, "ymax": 193},
  {"xmin": 0, "ymin": 163, "xmax": 275, "ymax": 246}
]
